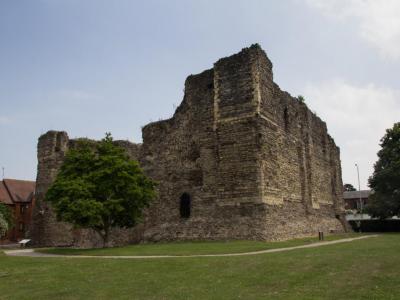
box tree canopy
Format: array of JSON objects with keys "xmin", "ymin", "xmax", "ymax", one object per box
[
  {"xmin": 45, "ymin": 133, "xmax": 156, "ymax": 247},
  {"xmin": 344, "ymin": 183, "xmax": 357, "ymax": 192},
  {"xmin": 0, "ymin": 203, "xmax": 13, "ymax": 228},
  {"xmin": 0, "ymin": 212, "xmax": 8, "ymax": 238},
  {"xmin": 366, "ymin": 122, "xmax": 400, "ymax": 219}
]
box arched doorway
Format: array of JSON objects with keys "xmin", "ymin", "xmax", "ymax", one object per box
[{"xmin": 180, "ymin": 193, "xmax": 191, "ymax": 219}]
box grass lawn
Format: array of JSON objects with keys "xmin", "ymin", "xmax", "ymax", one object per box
[
  {"xmin": 0, "ymin": 233, "xmax": 399, "ymax": 299},
  {"xmin": 37, "ymin": 233, "xmax": 361, "ymax": 256}
]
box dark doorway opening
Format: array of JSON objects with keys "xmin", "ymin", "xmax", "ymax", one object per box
[{"xmin": 180, "ymin": 193, "xmax": 191, "ymax": 219}]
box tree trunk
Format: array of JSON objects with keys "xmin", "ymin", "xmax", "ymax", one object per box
[
  {"xmin": 95, "ymin": 227, "xmax": 110, "ymax": 248},
  {"xmin": 102, "ymin": 227, "xmax": 110, "ymax": 248}
]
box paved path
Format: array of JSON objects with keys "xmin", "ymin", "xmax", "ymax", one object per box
[{"xmin": 4, "ymin": 235, "xmax": 378, "ymax": 259}]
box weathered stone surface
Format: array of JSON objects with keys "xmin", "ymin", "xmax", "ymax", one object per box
[
  {"xmin": 31, "ymin": 44, "xmax": 349, "ymax": 247},
  {"xmin": 30, "ymin": 132, "xmax": 144, "ymax": 247}
]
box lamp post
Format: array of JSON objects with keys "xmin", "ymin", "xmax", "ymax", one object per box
[
  {"xmin": 355, "ymin": 163, "xmax": 362, "ymax": 232},
  {"xmin": 355, "ymin": 163, "xmax": 362, "ymax": 211}
]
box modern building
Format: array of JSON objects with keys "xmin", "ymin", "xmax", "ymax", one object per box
[
  {"xmin": 343, "ymin": 190, "xmax": 371, "ymax": 211},
  {"xmin": 0, "ymin": 179, "xmax": 35, "ymax": 242},
  {"xmin": 343, "ymin": 189, "xmax": 400, "ymax": 232}
]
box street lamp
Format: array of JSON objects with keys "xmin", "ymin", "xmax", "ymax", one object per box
[
  {"xmin": 355, "ymin": 163, "xmax": 362, "ymax": 212},
  {"xmin": 355, "ymin": 163, "xmax": 363, "ymax": 232}
]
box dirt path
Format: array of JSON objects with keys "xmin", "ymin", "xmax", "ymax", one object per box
[{"xmin": 4, "ymin": 235, "xmax": 378, "ymax": 259}]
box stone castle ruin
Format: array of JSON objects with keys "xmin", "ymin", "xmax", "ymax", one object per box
[{"xmin": 31, "ymin": 44, "xmax": 349, "ymax": 247}]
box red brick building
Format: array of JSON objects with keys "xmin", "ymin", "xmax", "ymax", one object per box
[{"xmin": 0, "ymin": 179, "xmax": 35, "ymax": 242}]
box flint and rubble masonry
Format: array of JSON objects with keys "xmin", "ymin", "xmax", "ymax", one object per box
[{"xmin": 31, "ymin": 45, "xmax": 349, "ymax": 248}]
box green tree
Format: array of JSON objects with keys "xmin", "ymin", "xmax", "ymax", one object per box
[
  {"xmin": 0, "ymin": 212, "xmax": 8, "ymax": 238},
  {"xmin": 366, "ymin": 122, "xmax": 400, "ymax": 219},
  {"xmin": 45, "ymin": 133, "xmax": 156, "ymax": 247},
  {"xmin": 344, "ymin": 183, "xmax": 357, "ymax": 192},
  {"xmin": 0, "ymin": 203, "xmax": 13, "ymax": 228}
]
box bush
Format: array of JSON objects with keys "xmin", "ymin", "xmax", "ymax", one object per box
[
  {"xmin": 0, "ymin": 212, "xmax": 8, "ymax": 238},
  {"xmin": 297, "ymin": 95, "xmax": 305, "ymax": 103},
  {"xmin": 0, "ymin": 203, "xmax": 13, "ymax": 228}
]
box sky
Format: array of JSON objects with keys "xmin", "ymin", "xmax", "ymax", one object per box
[{"xmin": 0, "ymin": 0, "xmax": 399, "ymax": 189}]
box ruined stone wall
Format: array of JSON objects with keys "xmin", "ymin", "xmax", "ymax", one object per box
[
  {"xmin": 141, "ymin": 47, "xmax": 273, "ymax": 241},
  {"xmin": 253, "ymin": 45, "xmax": 346, "ymax": 236},
  {"xmin": 31, "ymin": 131, "xmax": 143, "ymax": 247},
  {"xmin": 31, "ymin": 44, "xmax": 348, "ymax": 247},
  {"xmin": 140, "ymin": 45, "xmax": 346, "ymax": 242}
]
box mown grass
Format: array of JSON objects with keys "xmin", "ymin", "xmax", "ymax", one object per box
[
  {"xmin": 0, "ymin": 234, "xmax": 399, "ymax": 300},
  {"xmin": 37, "ymin": 233, "xmax": 361, "ymax": 256}
]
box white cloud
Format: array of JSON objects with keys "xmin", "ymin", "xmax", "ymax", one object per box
[
  {"xmin": 301, "ymin": 80, "xmax": 400, "ymax": 189},
  {"xmin": 305, "ymin": 0, "xmax": 400, "ymax": 60}
]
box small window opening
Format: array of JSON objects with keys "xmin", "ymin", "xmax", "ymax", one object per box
[
  {"xmin": 55, "ymin": 133, "xmax": 63, "ymax": 152},
  {"xmin": 180, "ymin": 193, "xmax": 191, "ymax": 219},
  {"xmin": 188, "ymin": 142, "xmax": 200, "ymax": 162},
  {"xmin": 284, "ymin": 107, "xmax": 289, "ymax": 131}
]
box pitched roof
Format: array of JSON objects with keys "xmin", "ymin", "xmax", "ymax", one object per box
[
  {"xmin": 343, "ymin": 190, "xmax": 371, "ymax": 199},
  {"xmin": 0, "ymin": 181, "xmax": 13, "ymax": 205},
  {"xmin": 1, "ymin": 179, "xmax": 35, "ymax": 203}
]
